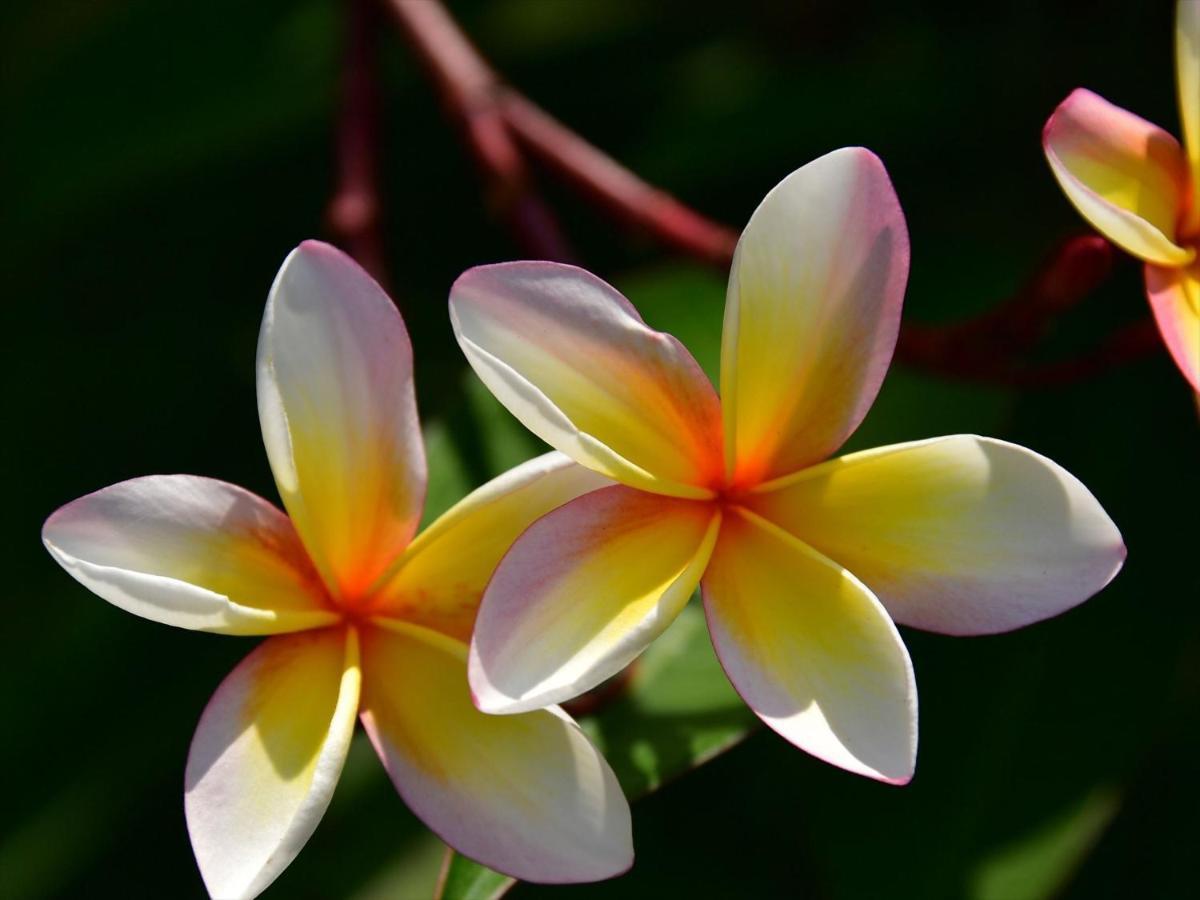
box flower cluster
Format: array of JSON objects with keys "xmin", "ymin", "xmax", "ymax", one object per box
[{"xmin": 43, "ymin": 3, "xmax": 1200, "ymax": 898}]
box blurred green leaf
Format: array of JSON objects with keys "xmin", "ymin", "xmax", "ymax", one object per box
[
  {"xmin": 436, "ymin": 856, "xmax": 517, "ymax": 900},
  {"xmin": 971, "ymin": 788, "xmax": 1121, "ymax": 900}
]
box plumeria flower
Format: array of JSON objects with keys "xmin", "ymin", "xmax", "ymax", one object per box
[
  {"xmin": 42, "ymin": 242, "xmax": 631, "ymax": 899},
  {"xmin": 449, "ymin": 147, "xmax": 1126, "ymax": 785},
  {"xmin": 1043, "ymin": 0, "xmax": 1200, "ymax": 390}
]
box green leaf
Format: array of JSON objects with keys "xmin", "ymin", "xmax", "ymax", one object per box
[
  {"xmin": 436, "ymin": 603, "xmax": 758, "ymax": 899},
  {"xmin": 436, "ymin": 853, "xmax": 518, "ymax": 900},
  {"xmin": 970, "ymin": 788, "xmax": 1121, "ymax": 900}
]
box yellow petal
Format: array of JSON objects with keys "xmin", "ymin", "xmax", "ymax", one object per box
[
  {"xmin": 702, "ymin": 508, "xmax": 917, "ymax": 783},
  {"xmin": 185, "ymin": 627, "xmax": 361, "ymax": 899},
  {"xmin": 722, "ymin": 148, "xmax": 910, "ymax": 485},
  {"xmin": 371, "ymin": 452, "xmax": 611, "ymax": 640},
  {"xmin": 1044, "ymin": 89, "xmax": 1194, "ymax": 264},
  {"xmin": 1178, "ymin": 0, "xmax": 1200, "ymax": 233},
  {"xmin": 470, "ymin": 486, "xmax": 720, "ymax": 713},
  {"xmin": 746, "ymin": 436, "xmax": 1125, "ymax": 635},
  {"xmin": 258, "ymin": 242, "xmax": 426, "ymax": 600},
  {"xmin": 1146, "ymin": 260, "xmax": 1200, "ymax": 390},
  {"xmin": 42, "ymin": 475, "xmax": 336, "ymax": 635},
  {"xmin": 450, "ymin": 262, "xmax": 723, "ymax": 498},
  {"xmin": 360, "ymin": 622, "xmax": 632, "ymax": 883}
]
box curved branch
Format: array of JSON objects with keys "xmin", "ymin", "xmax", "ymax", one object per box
[
  {"xmin": 328, "ymin": 0, "xmax": 390, "ymax": 288},
  {"xmin": 389, "ymin": 0, "xmax": 1159, "ymax": 386},
  {"xmin": 386, "ymin": 0, "xmax": 573, "ymax": 261}
]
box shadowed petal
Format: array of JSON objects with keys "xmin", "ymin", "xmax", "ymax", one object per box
[
  {"xmin": 747, "ymin": 436, "xmax": 1125, "ymax": 635},
  {"xmin": 721, "ymin": 147, "xmax": 910, "ymax": 485},
  {"xmin": 258, "ymin": 241, "xmax": 426, "ymax": 600},
  {"xmin": 450, "ymin": 262, "xmax": 723, "ymax": 498},
  {"xmin": 470, "ymin": 485, "xmax": 720, "ymax": 713},
  {"xmin": 1044, "ymin": 88, "xmax": 1193, "ymax": 264},
  {"xmin": 185, "ymin": 628, "xmax": 360, "ymax": 900},
  {"xmin": 702, "ymin": 508, "xmax": 917, "ymax": 783},
  {"xmin": 360, "ymin": 622, "xmax": 632, "ymax": 884},
  {"xmin": 42, "ymin": 475, "xmax": 335, "ymax": 635}
]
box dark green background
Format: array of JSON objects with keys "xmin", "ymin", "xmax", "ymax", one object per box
[{"xmin": 4, "ymin": 1, "xmax": 1197, "ymax": 897}]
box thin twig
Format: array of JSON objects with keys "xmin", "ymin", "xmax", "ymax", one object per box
[
  {"xmin": 501, "ymin": 90, "xmax": 739, "ymax": 266},
  {"xmin": 386, "ymin": 0, "xmax": 573, "ymax": 261},
  {"xmin": 895, "ymin": 235, "xmax": 1121, "ymax": 382},
  {"xmin": 390, "ymin": 0, "xmax": 1160, "ymax": 387},
  {"xmin": 562, "ymin": 661, "xmax": 640, "ymax": 719},
  {"xmin": 328, "ymin": 0, "xmax": 391, "ymax": 287}
]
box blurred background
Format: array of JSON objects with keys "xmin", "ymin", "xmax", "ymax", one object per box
[{"xmin": 4, "ymin": 0, "xmax": 1199, "ymax": 897}]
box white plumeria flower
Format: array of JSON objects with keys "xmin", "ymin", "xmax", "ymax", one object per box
[
  {"xmin": 449, "ymin": 147, "xmax": 1126, "ymax": 785},
  {"xmin": 1044, "ymin": 0, "xmax": 1200, "ymax": 390},
  {"xmin": 43, "ymin": 242, "xmax": 631, "ymax": 899}
]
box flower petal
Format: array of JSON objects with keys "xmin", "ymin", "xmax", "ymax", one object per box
[
  {"xmin": 470, "ymin": 485, "xmax": 720, "ymax": 714},
  {"xmin": 746, "ymin": 436, "xmax": 1126, "ymax": 636},
  {"xmin": 42, "ymin": 475, "xmax": 335, "ymax": 635},
  {"xmin": 371, "ymin": 452, "xmax": 611, "ymax": 640},
  {"xmin": 1146, "ymin": 261, "xmax": 1200, "ymax": 390},
  {"xmin": 258, "ymin": 241, "xmax": 426, "ymax": 600},
  {"xmin": 701, "ymin": 508, "xmax": 917, "ymax": 784},
  {"xmin": 721, "ymin": 147, "xmax": 910, "ymax": 485},
  {"xmin": 360, "ymin": 622, "xmax": 632, "ymax": 883},
  {"xmin": 1043, "ymin": 88, "xmax": 1193, "ymax": 265},
  {"xmin": 1178, "ymin": 0, "xmax": 1200, "ymax": 232},
  {"xmin": 185, "ymin": 627, "xmax": 360, "ymax": 900},
  {"xmin": 449, "ymin": 262, "xmax": 723, "ymax": 498}
]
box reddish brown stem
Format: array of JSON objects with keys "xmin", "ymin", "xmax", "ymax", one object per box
[
  {"xmin": 390, "ymin": 0, "xmax": 1160, "ymax": 387},
  {"xmin": 1010, "ymin": 318, "xmax": 1162, "ymax": 387},
  {"xmin": 501, "ymin": 91, "xmax": 739, "ymax": 266},
  {"xmin": 386, "ymin": 0, "xmax": 573, "ymax": 261},
  {"xmin": 562, "ymin": 661, "xmax": 640, "ymax": 719},
  {"xmin": 328, "ymin": 0, "xmax": 390, "ymax": 287},
  {"xmin": 895, "ymin": 235, "xmax": 1121, "ymax": 382}
]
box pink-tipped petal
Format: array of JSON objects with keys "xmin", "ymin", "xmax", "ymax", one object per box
[
  {"xmin": 470, "ymin": 485, "xmax": 720, "ymax": 714},
  {"xmin": 747, "ymin": 436, "xmax": 1126, "ymax": 635},
  {"xmin": 1044, "ymin": 88, "xmax": 1193, "ymax": 264},
  {"xmin": 42, "ymin": 475, "xmax": 335, "ymax": 635},
  {"xmin": 450, "ymin": 262, "xmax": 723, "ymax": 498},
  {"xmin": 372, "ymin": 452, "xmax": 611, "ymax": 641},
  {"xmin": 360, "ymin": 622, "xmax": 632, "ymax": 884},
  {"xmin": 1145, "ymin": 261, "xmax": 1200, "ymax": 390},
  {"xmin": 258, "ymin": 241, "xmax": 426, "ymax": 600},
  {"xmin": 702, "ymin": 508, "xmax": 917, "ymax": 784},
  {"xmin": 721, "ymin": 147, "xmax": 910, "ymax": 485},
  {"xmin": 185, "ymin": 628, "xmax": 361, "ymax": 900}
]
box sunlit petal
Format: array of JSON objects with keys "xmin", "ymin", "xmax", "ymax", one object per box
[
  {"xmin": 258, "ymin": 241, "xmax": 426, "ymax": 599},
  {"xmin": 185, "ymin": 628, "xmax": 360, "ymax": 900},
  {"xmin": 1044, "ymin": 88, "xmax": 1193, "ymax": 264},
  {"xmin": 470, "ymin": 485, "xmax": 720, "ymax": 714},
  {"xmin": 1145, "ymin": 261, "xmax": 1200, "ymax": 390},
  {"xmin": 747, "ymin": 436, "xmax": 1125, "ymax": 635},
  {"xmin": 450, "ymin": 262, "xmax": 723, "ymax": 498},
  {"xmin": 360, "ymin": 622, "xmax": 632, "ymax": 884},
  {"xmin": 702, "ymin": 508, "xmax": 917, "ymax": 783},
  {"xmin": 42, "ymin": 475, "xmax": 335, "ymax": 635},
  {"xmin": 372, "ymin": 452, "xmax": 611, "ymax": 640},
  {"xmin": 721, "ymin": 147, "xmax": 910, "ymax": 485}
]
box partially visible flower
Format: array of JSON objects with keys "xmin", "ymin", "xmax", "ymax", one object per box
[
  {"xmin": 1044, "ymin": 0, "xmax": 1200, "ymax": 390},
  {"xmin": 43, "ymin": 242, "xmax": 630, "ymax": 899},
  {"xmin": 450, "ymin": 147, "xmax": 1125, "ymax": 785}
]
